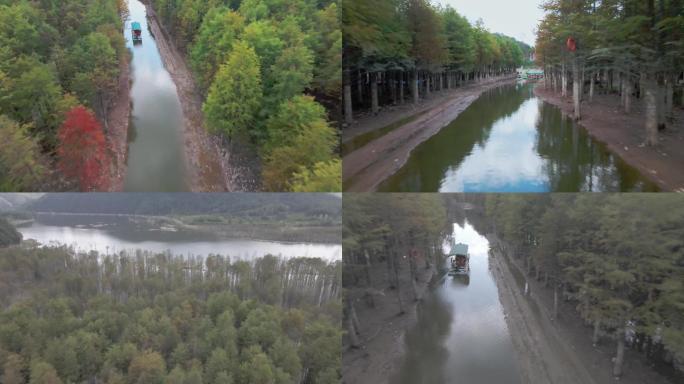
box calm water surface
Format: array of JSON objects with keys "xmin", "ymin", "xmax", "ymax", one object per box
[
  {"xmin": 123, "ymin": 0, "xmax": 188, "ymax": 191},
  {"xmin": 18, "ymin": 214, "xmax": 340, "ymax": 261},
  {"xmin": 392, "ymin": 222, "xmax": 520, "ymax": 384},
  {"xmin": 379, "ymin": 83, "xmax": 659, "ymax": 192}
]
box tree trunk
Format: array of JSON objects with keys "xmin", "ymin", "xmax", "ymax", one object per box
[
  {"xmin": 562, "ymin": 63, "xmax": 567, "ymax": 97},
  {"xmin": 592, "ymin": 319, "xmax": 600, "ymax": 345},
  {"xmin": 613, "ymin": 328, "xmax": 625, "ymax": 377},
  {"xmin": 356, "ymin": 70, "xmax": 363, "ymax": 103},
  {"xmin": 553, "ymin": 284, "xmax": 558, "ymax": 319},
  {"xmin": 399, "ymin": 70, "xmax": 404, "ymax": 104},
  {"xmin": 572, "ymin": 57, "xmax": 580, "ymax": 120},
  {"xmin": 589, "ymin": 71, "xmax": 595, "ymax": 102},
  {"xmin": 644, "ymin": 74, "xmax": 659, "ymax": 146},
  {"xmin": 371, "ymin": 72, "xmax": 379, "ymax": 115},
  {"xmin": 412, "ymin": 71, "xmax": 419, "ymax": 104},
  {"xmin": 347, "ymin": 310, "xmax": 360, "ymax": 347},
  {"xmin": 665, "ymin": 77, "xmax": 673, "ymax": 119},
  {"xmin": 625, "ymin": 79, "xmax": 632, "ymax": 114},
  {"xmin": 344, "ymin": 67, "xmax": 353, "ymax": 124}
]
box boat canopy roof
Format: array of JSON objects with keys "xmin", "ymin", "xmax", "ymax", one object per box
[
  {"xmin": 450, "ymin": 243, "xmax": 468, "ymax": 256},
  {"xmin": 132, "ymin": 22, "xmax": 142, "ymax": 30}
]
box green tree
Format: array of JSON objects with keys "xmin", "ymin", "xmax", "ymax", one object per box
[
  {"xmin": 127, "ymin": 351, "xmax": 166, "ymax": 384},
  {"xmin": 190, "ymin": 7, "xmax": 245, "ymax": 90},
  {"xmin": 29, "ymin": 360, "xmax": 63, "ymax": 384},
  {"xmin": 203, "ymin": 42, "xmax": 262, "ymax": 140},
  {"xmin": 290, "ymin": 159, "xmax": 342, "ymax": 192},
  {"xmin": 262, "ymin": 96, "xmax": 338, "ymax": 191}
]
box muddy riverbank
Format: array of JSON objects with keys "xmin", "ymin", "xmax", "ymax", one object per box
[
  {"xmin": 343, "ymin": 76, "xmax": 516, "ymax": 192},
  {"xmin": 107, "ymin": 54, "xmax": 131, "ymax": 191},
  {"xmin": 534, "ymin": 86, "xmax": 684, "ymax": 192},
  {"xmin": 489, "ymin": 234, "xmax": 678, "ymax": 384},
  {"xmin": 342, "ymin": 260, "xmax": 435, "ymax": 384}
]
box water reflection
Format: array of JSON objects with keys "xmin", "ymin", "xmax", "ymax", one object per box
[
  {"xmin": 18, "ymin": 214, "xmax": 341, "ymax": 261},
  {"xmin": 378, "ymin": 83, "xmax": 659, "ymax": 192},
  {"xmin": 392, "ymin": 222, "xmax": 520, "ymax": 384},
  {"xmin": 123, "ymin": 0, "xmax": 189, "ymax": 191}
]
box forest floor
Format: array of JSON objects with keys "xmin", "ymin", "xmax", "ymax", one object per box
[
  {"xmin": 488, "ymin": 234, "xmax": 678, "ymax": 384},
  {"xmin": 108, "ymin": 56, "xmax": 131, "ymax": 191},
  {"xmin": 342, "ymin": 75, "xmax": 516, "ymax": 192},
  {"xmin": 144, "ymin": 1, "xmax": 260, "ymax": 191},
  {"xmin": 535, "ymin": 86, "xmax": 684, "ymax": 192},
  {"xmin": 342, "ymin": 260, "xmax": 435, "ymax": 384}
]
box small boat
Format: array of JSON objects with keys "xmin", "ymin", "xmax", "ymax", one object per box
[
  {"xmin": 448, "ymin": 242, "xmax": 470, "ymax": 276},
  {"xmin": 132, "ymin": 22, "xmax": 142, "ymax": 43}
]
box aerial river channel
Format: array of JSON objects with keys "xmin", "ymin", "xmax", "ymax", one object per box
[
  {"xmin": 123, "ymin": 0, "xmax": 188, "ymax": 191},
  {"xmin": 379, "ymin": 82, "xmax": 659, "ymax": 192},
  {"xmin": 391, "ymin": 222, "xmax": 520, "ymax": 384}
]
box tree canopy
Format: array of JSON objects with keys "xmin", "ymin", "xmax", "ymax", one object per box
[
  {"xmin": 0, "ymin": 243, "xmax": 341, "ymax": 384},
  {"xmin": 0, "ymin": 0, "xmax": 126, "ymax": 190},
  {"xmin": 152, "ymin": 0, "xmax": 342, "ymax": 191}
]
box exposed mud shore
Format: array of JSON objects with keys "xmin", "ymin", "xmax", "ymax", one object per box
[
  {"xmin": 343, "ymin": 76, "xmax": 516, "ymax": 192},
  {"xmin": 534, "ymin": 86, "xmax": 684, "ymax": 192}
]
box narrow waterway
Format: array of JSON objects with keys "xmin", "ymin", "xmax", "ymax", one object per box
[
  {"xmin": 123, "ymin": 0, "xmax": 189, "ymax": 191},
  {"xmin": 379, "ymin": 82, "xmax": 659, "ymax": 192},
  {"xmin": 391, "ymin": 222, "xmax": 520, "ymax": 384}
]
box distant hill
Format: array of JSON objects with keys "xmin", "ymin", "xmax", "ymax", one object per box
[
  {"xmin": 28, "ymin": 193, "xmax": 341, "ymax": 219},
  {"xmin": 0, "ymin": 194, "xmax": 44, "ymax": 212}
]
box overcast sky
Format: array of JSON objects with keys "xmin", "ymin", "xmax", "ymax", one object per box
[{"xmin": 436, "ymin": 0, "xmax": 545, "ymax": 46}]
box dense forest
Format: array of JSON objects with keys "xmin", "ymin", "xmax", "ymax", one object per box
[
  {"xmin": 342, "ymin": 194, "xmax": 450, "ymax": 346},
  {"xmin": 342, "ymin": 0, "xmax": 532, "ymax": 124},
  {"xmin": 535, "ymin": 0, "xmax": 684, "ymax": 143},
  {"xmin": 0, "ymin": 241, "xmax": 341, "ymax": 383},
  {"xmin": 27, "ymin": 193, "xmax": 341, "ymax": 220},
  {"xmin": 0, "ymin": 0, "xmax": 128, "ymax": 191},
  {"xmin": 149, "ymin": 0, "xmax": 341, "ymax": 192},
  {"xmin": 483, "ymin": 194, "xmax": 684, "ymax": 378}
]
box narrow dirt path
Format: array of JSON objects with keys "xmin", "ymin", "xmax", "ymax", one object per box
[
  {"xmin": 343, "ymin": 76, "xmax": 516, "ymax": 192},
  {"xmin": 142, "ymin": 1, "xmax": 228, "ymax": 192}
]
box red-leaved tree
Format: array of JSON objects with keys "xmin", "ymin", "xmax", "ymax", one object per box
[{"xmin": 57, "ymin": 106, "xmax": 110, "ymax": 191}]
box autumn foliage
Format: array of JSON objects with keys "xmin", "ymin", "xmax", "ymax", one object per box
[{"xmin": 57, "ymin": 106, "xmax": 110, "ymax": 191}]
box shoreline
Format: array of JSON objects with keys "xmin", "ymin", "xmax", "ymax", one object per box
[
  {"xmin": 342, "ymin": 262, "xmax": 436, "ymax": 384},
  {"xmin": 534, "ymin": 85, "xmax": 684, "ymax": 192},
  {"xmin": 343, "ymin": 76, "xmax": 516, "ymax": 192},
  {"xmin": 107, "ymin": 51, "xmax": 132, "ymax": 191},
  {"xmin": 488, "ymin": 234, "xmax": 677, "ymax": 384}
]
